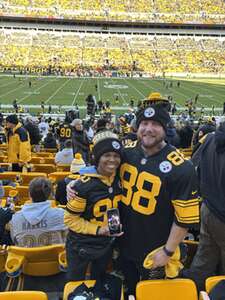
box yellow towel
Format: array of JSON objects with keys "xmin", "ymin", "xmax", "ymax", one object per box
[{"xmin": 143, "ymin": 245, "xmax": 184, "ymax": 278}]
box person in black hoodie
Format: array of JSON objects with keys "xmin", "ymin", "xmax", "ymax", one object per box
[
  {"xmin": 71, "ymin": 119, "xmax": 89, "ymax": 164},
  {"xmin": 43, "ymin": 132, "xmax": 57, "ymax": 149},
  {"xmin": 0, "ymin": 181, "xmax": 13, "ymax": 245},
  {"xmin": 182, "ymin": 122, "xmax": 225, "ymax": 291}
]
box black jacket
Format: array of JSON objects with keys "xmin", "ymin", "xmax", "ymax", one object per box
[{"xmin": 192, "ymin": 123, "xmax": 225, "ymax": 223}]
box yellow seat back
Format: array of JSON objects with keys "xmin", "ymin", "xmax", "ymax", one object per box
[
  {"xmin": 48, "ymin": 172, "xmax": 72, "ymax": 183},
  {"xmin": 32, "ymin": 164, "xmax": 56, "ymax": 174},
  {"xmin": 5, "ymin": 244, "xmax": 66, "ymax": 277},
  {"xmin": 0, "ymin": 291, "xmax": 48, "ymax": 300},
  {"xmin": 136, "ymin": 279, "xmax": 198, "ymax": 300},
  {"xmin": 0, "ymin": 172, "xmax": 20, "ymax": 182},
  {"xmin": 20, "ymin": 172, "xmax": 47, "ymax": 185},
  {"xmin": 206, "ymin": 275, "xmax": 225, "ymax": 293},
  {"xmin": 56, "ymin": 165, "xmax": 71, "ymax": 172}
]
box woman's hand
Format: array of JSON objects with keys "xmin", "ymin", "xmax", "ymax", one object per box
[{"xmin": 98, "ymin": 225, "xmax": 123, "ymax": 237}]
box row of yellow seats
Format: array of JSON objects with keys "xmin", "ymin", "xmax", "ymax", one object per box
[
  {"xmin": 0, "ymin": 171, "xmax": 71, "ymax": 184},
  {"xmin": 4, "ymin": 242, "xmax": 224, "ymax": 299}
]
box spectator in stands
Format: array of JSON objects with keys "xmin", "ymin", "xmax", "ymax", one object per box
[
  {"xmin": 182, "ymin": 122, "xmax": 225, "ymax": 290},
  {"xmin": 192, "ymin": 119, "xmax": 216, "ymax": 153},
  {"xmin": 166, "ymin": 119, "xmax": 180, "ymax": 147},
  {"xmin": 55, "ymin": 153, "xmax": 86, "ymax": 205},
  {"xmin": 71, "ymin": 119, "xmax": 90, "ymax": 164},
  {"xmin": 55, "ymin": 139, "xmax": 74, "ymax": 165},
  {"xmin": 24, "ymin": 117, "xmax": 41, "ymax": 152},
  {"xmin": 38, "ymin": 118, "xmax": 49, "ymax": 138},
  {"xmin": 95, "ymin": 118, "xmax": 109, "ymax": 133},
  {"xmin": 64, "ymin": 131, "xmax": 122, "ymax": 281},
  {"xmin": 9, "ymin": 177, "xmax": 67, "ymax": 247},
  {"xmin": 0, "ymin": 181, "xmax": 13, "ymax": 245},
  {"xmin": 122, "ymin": 118, "xmax": 137, "ymax": 146},
  {"xmin": 43, "ymin": 132, "xmax": 57, "ymax": 149},
  {"xmin": 5, "ymin": 114, "xmax": 31, "ymax": 172},
  {"xmin": 177, "ymin": 121, "xmax": 193, "ymax": 148}
]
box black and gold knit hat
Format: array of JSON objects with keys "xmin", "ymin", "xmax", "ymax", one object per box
[
  {"xmin": 92, "ymin": 130, "xmax": 122, "ymax": 165},
  {"xmin": 136, "ymin": 104, "xmax": 171, "ymax": 131}
]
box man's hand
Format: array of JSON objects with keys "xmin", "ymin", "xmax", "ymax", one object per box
[
  {"xmin": 66, "ymin": 180, "xmax": 77, "ymax": 200},
  {"xmin": 151, "ymin": 248, "xmax": 170, "ymax": 269}
]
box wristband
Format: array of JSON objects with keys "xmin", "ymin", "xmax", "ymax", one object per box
[{"xmin": 163, "ymin": 246, "xmax": 174, "ymax": 257}]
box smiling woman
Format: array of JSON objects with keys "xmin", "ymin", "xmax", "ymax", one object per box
[{"xmin": 64, "ymin": 130, "xmax": 123, "ymax": 281}]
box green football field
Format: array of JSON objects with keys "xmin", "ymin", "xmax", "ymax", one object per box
[{"xmin": 0, "ymin": 75, "xmax": 224, "ymax": 113}]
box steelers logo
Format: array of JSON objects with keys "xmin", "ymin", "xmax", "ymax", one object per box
[
  {"xmin": 144, "ymin": 107, "xmax": 155, "ymax": 118},
  {"xmin": 112, "ymin": 141, "xmax": 121, "ymax": 149},
  {"xmin": 159, "ymin": 161, "xmax": 172, "ymax": 173}
]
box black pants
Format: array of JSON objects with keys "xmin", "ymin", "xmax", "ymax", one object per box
[
  {"xmin": 66, "ymin": 234, "xmax": 112, "ymax": 281},
  {"xmin": 12, "ymin": 164, "xmax": 22, "ymax": 172},
  {"xmin": 120, "ymin": 256, "xmax": 149, "ymax": 298}
]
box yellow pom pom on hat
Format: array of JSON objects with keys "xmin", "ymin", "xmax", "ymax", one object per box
[
  {"xmin": 148, "ymin": 92, "xmax": 163, "ymax": 101},
  {"xmin": 143, "ymin": 245, "xmax": 184, "ymax": 278},
  {"xmin": 70, "ymin": 153, "xmax": 86, "ymax": 174}
]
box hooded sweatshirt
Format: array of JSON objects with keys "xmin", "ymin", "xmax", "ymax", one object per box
[
  {"xmin": 191, "ymin": 122, "xmax": 225, "ymax": 223},
  {"xmin": 55, "ymin": 148, "xmax": 74, "ymax": 165},
  {"xmin": 9, "ymin": 201, "xmax": 67, "ymax": 247}
]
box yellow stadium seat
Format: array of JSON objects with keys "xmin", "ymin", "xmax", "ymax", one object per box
[
  {"xmin": 30, "ymin": 157, "xmax": 42, "ymax": 164},
  {"xmin": 33, "ymin": 152, "xmax": 54, "ymax": 158},
  {"xmin": 0, "ymin": 172, "xmax": 20, "ymax": 182},
  {"xmin": 0, "ymin": 163, "xmax": 11, "ymax": 170},
  {"xmin": 206, "ymin": 275, "xmax": 225, "ymax": 293},
  {"xmin": 0, "ymin": 144, "xmax": 7, "ymax": 150},
  {"xmin": 0, "ymin": 156, "xmax": 8, "ymax": 163},
  {"xmin": 32, "ymin": 164, "xmax": 56, "ymax": 174},
  {"xmin": 63, "ymin": 280, "xmax": 124, "ymax": 300},
  {"xmin": 5, "ymin": 244, "xmax": 66, "ymax": 277},
  {"xmin": 39, "ymin": 157, "xmax": 55, "ymax": 165},
  {"xmin": 0, "ymin": 291, "xmax": 48, "ymax": 300},
  {"xmin": 48, "ymin": 172, "xmax": 71, "ymax": 183},
  {"xmin": 20, "ymin": 172, "xmax": 47, "ymax": 185},
  {"xmin": 41, "ymin": 148, "xmax": 58, "ymax": 153},
  {"xmin": 56, "ymin": 164, "xmax": 71, "ymax": 172},
  {"xmin": 136, "ymin": 279, "xmax": 198, "ymax": 300}
]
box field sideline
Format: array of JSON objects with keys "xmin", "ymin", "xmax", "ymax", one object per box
[{"xmin": 0, "ymin": 75, "xmax": 224, "ymax": 112}]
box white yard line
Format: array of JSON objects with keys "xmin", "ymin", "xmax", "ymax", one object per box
[
  {"xmin": 18, "ymin": 79, "xmax": 55, "ymax": 104},
  {"xmin": 0, "ymin": 80, "xmax": 16, "ymax": 89},
  {"xmin": 0, "ymin": 83, "xmax": 26, "ymax": 99},
  {"xmin": 123, "ymin": 78, "xmax": 145, "ymax": 97},
  {"xmin": 72, "ymin": 79, "xmax": 85, "ymax": 106},
  {"xmin": 45, "ymin": 78, "xmax": 71, "ymax": 104},
  {"xmin": 117, "ymin": 88, "xmax": 128, "ymax": 107}
]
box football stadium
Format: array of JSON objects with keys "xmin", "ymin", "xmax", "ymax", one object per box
[{"xmin": 0, "ymin": 1, "xmax": 225, "ymax": 300}]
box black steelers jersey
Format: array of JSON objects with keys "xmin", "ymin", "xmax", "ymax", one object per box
[
  {"xmin": 119, "ymin": 141, "xmax": 199, "ymax": 262},
  {"xmin": 57, "ymin": 123, "xmax": 72, "ymax": 142},
  {"xmin": 66, "ymin": 174, "xmax": 122, "ymax": 228}
]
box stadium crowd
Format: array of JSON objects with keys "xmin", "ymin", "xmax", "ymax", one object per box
[
  {"xmin": 0, "ymin": 30, "xmax": 224, "ymax": 75},
  {"xmin": 0, "ymin": 92, "xmax": 225, "ymax": 298},
  {"xmin": 0, "ymin": 0, "xmax": 225, "ymax": 24}
]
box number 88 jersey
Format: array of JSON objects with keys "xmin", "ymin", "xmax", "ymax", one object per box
[{"xmin": 119, "ymin": 142, "xmax": 200, "ymax": 262}]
